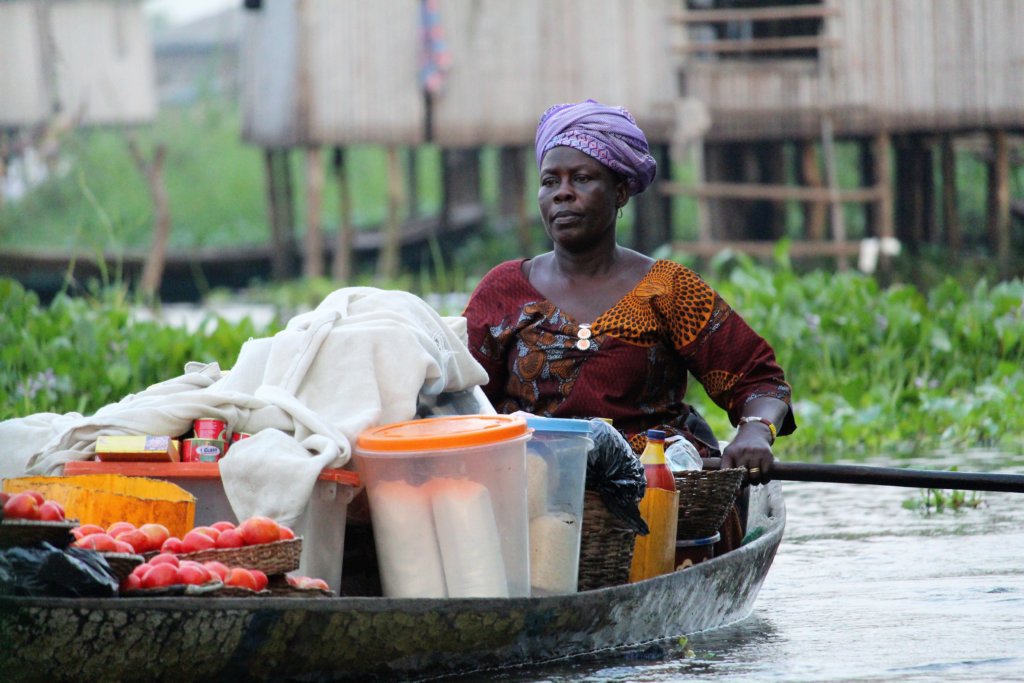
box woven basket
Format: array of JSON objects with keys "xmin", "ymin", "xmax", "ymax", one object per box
[
  {"xmin": 99, "ymin": 552, "xmax": 144, "ymax": 583},
  {"xmin": 176, "ymin": 537, "xmax": 302, "ymax": 576},
  {"xmin": 576, "ymin": 491, "xmax": 636, "ymax": 592},
  {"xmin": 0, "ymin": 519, "xmax": 77, "ymax": 549},
  {"xmin": 674, "ymin": 468, "xmax": 745, "ymax": 540}
]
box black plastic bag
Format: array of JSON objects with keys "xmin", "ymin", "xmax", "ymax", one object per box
[
  {"xmin": 0, "ymin": 542, "xmax": 119, "ymax": 597},
  {"xmin": 586, "ymin": 419, "xmax": 649, "ymax": 535}
]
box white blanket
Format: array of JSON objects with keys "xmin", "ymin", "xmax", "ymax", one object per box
[{"xmin": 0, "ymin": 287, "xmax": 490, "ymax": 528}]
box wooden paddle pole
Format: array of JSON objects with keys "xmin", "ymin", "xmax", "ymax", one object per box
[{"xmin": 702, "ymin": 459, "xmax": 1024, "ymax": 493}]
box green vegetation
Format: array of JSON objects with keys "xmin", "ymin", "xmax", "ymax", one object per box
[
  {"xmin": 901, "ymin": 470, "xmax": 986, "ymax": 513},
  {"xmin": 2, "ymin": 253, "xmax": 1022, "ymax": 463},
  {"xmin": 0, "ymin": 278, "xmax": 262, "ymax": 419},
  {"xmin": 683, "ymin": 248, "xmax": 1024, "ymax": 459}
]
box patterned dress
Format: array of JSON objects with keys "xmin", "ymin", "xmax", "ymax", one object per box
[{"xmin": 463, "ymin": 258, "xmax": 794, "ymax": 454}]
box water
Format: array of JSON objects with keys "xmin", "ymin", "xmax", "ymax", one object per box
[{"xmin": 482, "ymin": 450, "xmax": 1024, "ymax": 682}]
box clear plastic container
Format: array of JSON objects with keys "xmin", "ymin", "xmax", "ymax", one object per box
[
  {"xmin": 354, "ymin": 415, "xmax": 531, "ymax": 599},
  {"xmin": 523, "ymin": 416, "xmax": 593, "ymax": 596}
]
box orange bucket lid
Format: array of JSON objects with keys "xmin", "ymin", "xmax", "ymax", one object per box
[{"xmin": 355, "ymin": 415, "xmax": 528, "ymax": 453}]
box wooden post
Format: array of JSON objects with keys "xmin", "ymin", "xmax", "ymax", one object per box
[
  {"xmin": 498, "ymin": 146, "xmax": 530, "ymax": 256},
  {"xmin": 817, "ymin": 40, "xmax": 848, "ymax": 270},
  {"xmin": 695, "ymin": 141, "xmax": 712, "ymax": 247},
  {"xmin": 303, "ymin": 146, "xmax": 325, "ymax": 279},
  {"xmin": 405, "ymin": 147, "xmax": 420, "ymax": 219},
  {"xmin": 377, "ymin": 145, "xmax": 404, "ymax": 281},
  {"xmin": 264, "ymin": 148, "xmax": 295, "ymax": 281},
  {"xmin": 873, "ymin": 131, "xmax": 894, "ymax": 275},
  {"xmin": 940, "ymin": 135, "xmax": 960, "ymax": 253},
  {"xmin": 920, "ymin": 137, "xmax": 936, "ymax": 245},
  {"xmin": 987, "ymin": 130, "xmax": 1011, "ymax": 279},
  {"xmin": 127, "ymin": 137, "xmax": 170, "ymax": 301},
  {"xmin": 798, "ymin": 140, "xmax": 826, "ymax": 240},
  {"xmin": 859, "ymin": 137, "xmax": 876, "ymax": 236},
  {"xmin": 331, "ymin": 147, "xmax": 354, "ymax": 281},
  {"xmin": 0, "ymin": 131, "xmax": 7, "ymax": 210}
]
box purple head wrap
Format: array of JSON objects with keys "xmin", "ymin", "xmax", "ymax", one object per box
[{"xmin": 534, "ymin": 99, "xmax": 657, "ymax": 196}]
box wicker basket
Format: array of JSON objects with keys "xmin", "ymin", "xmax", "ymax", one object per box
[
  {"xmin": 99, "ymin": 552, "xmax": 144, "ymax": 583},
  {"xmin": 674, "ymin": 468, "xmax": 745, "ymax": 541},
  {"xmin": 175, "ymin": 537, "xmax": 302, "ymax": 576},
  {"xmin": 0, "ymin": 519, "xmax": 77, "ymax": 549},
  {"xmin": 576, "ymin": 491, "xmax": 637, "ymax": 592}
]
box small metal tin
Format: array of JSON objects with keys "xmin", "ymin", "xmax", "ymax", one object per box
[{"xmin": 193, "ymin": 417, "xmax": 228, "ymax": 441}]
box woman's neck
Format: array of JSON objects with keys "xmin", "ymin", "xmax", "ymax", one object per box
[{"xmin": 526, "ymin": 247, "xmax": 655, "ymax": 323}]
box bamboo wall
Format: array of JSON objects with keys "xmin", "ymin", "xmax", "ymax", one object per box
[
  {"xmin": 683, "ymin": 0, "xmax": 1024, "ymax": 141},
  {"xmin": 239, "ymin": 0, "xmax": 678, "ymax": 148},
  {"xmin": 431, "ymin": 0, "xmax": 678, "ymax": 146},
  {"xmin": 0, "ymin": 0, "xmax": 156, "ymax": 129},
  {"xmin": 241, "ymin": 0, "xmax": 425, "ymax": 147},
  {"xmin": 238, "ymin": 0, "xmax": 1023, "ymax": 147}
]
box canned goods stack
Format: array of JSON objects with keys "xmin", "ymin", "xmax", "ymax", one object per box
[{"xmin": 181, "ymin": 418, "xmax": 230, "ymax": 463}]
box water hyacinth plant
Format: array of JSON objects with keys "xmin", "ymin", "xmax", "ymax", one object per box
[
  {"xmin": 679, "ymin": 251, "xmax": 1024, "ymax": 460},
  {"xmin": 0, "ymin": 279, "xmax": 266, "ymax": 419}
]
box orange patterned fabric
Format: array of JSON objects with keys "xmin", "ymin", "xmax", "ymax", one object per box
[
  {"xmin": 592, "ymin": 260, "xmax": 716, "ymax": 348},
  {"xmin": 463, "ymin": 259, "xmax": 794, "ymax": 451}
]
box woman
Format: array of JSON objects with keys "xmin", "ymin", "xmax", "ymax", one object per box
[{"xmin": 462, "ymin": 99, "xmax": 794, "ymax": 485}]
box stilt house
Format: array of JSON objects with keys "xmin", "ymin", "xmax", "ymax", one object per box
[{"xmin": 238, "ymin": 0, "xmax": 1023, "ymax": 278}]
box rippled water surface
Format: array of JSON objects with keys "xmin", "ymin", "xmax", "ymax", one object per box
[{"xmin": 481, "ymin": 450, "xmax": 1024, "ymax": 682}]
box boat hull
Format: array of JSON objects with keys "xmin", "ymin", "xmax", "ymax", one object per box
[{"xmin": 0, "ymin": 483, "xmax": 784, "ymax": 682}]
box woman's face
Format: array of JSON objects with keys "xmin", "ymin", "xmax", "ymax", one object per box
[{"xmin": 538, "ymin": 146, "xmax": 628, "ymax": 252}]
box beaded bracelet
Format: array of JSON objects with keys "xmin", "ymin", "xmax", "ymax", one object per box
[{"xmin": 738, "ymin": 416, "xmax": 777, "ymax": 443}]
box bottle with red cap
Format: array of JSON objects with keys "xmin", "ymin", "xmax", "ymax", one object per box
[{"xmin": 630, "ymin": 428, "xmax": 680, "ymax": 582}]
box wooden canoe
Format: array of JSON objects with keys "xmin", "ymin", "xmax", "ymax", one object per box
[{"xmin": 0, "ymin": 482, "xmax": 784, "ymax": 682}]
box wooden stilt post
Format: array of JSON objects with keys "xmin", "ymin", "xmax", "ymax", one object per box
[
  {"xmin": 987, "ymin": 130, "xmax": 1011, "ymax": 279},
  {"xmin": 405, "ymin": 147, "xmax": 420, "ymax": 219},
  {"xmin": 331, "ymin": 146, "xmax": 354, "ymax": 281},
  {"xmin": 920, "ymin": 137, "xmax": 936, "ymax": 245},
  {"xmin": 303, "ymin": 146, "xmax": 325, "ymax": 279},
  {"xmin": 263, "ymin": 148, "xmax": 296, "ymax": 281},
  {"xmin": 798, "ymin": 140, "xmax": 826, "ymax": 240},
  {"xmin": 940, "ymin": 135, "xmax": 960, "ymax": 253},
  {"xmin": 377, "ymin": 145, "xmax": 404, "ymax": 281},
  {"xmin": 873, "ymin": 131, "xmax": 894, "ymax": 274},
  {"xmin": 695, "ymin": 141, "xmax": 712, "ymax": 249},
  {"xmin": 128, "ymin": 137, "xmax": 170, "ymax": 302},
  {"xmin": 817, "ymin": 41, "xmax": 848, "ymax": 270}
]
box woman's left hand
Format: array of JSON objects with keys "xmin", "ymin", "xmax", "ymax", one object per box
[{"xmin": 721, "ymin": 425, "xmax": 774, "ymax": 486}]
